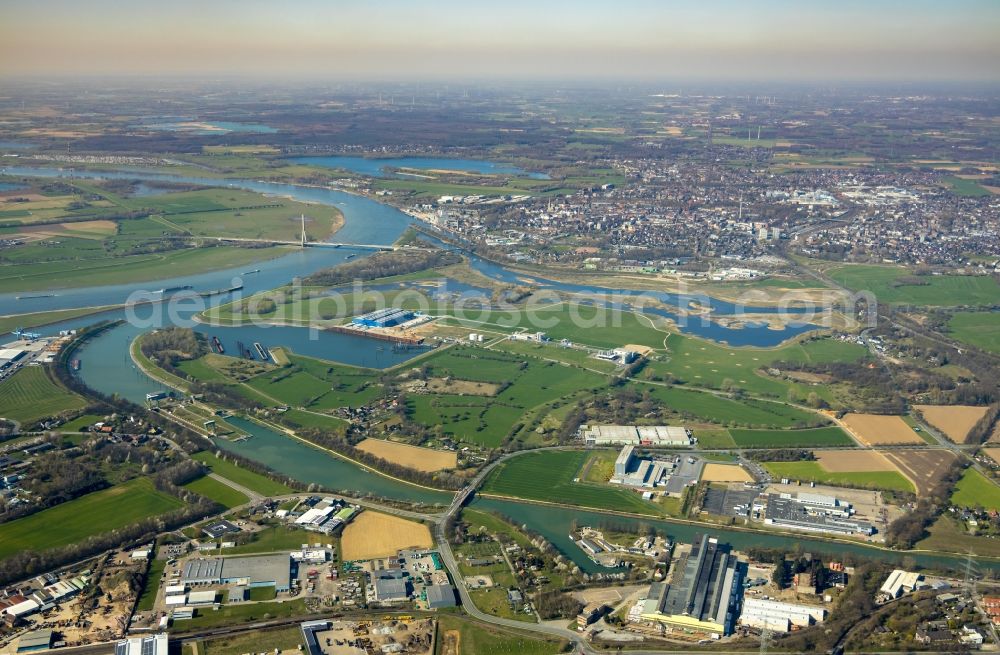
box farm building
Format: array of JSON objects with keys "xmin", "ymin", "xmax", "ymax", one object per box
[
  {"xmin": 739, "ymin": 598, "xmax": 826, "ymax": 632},
  {"xmin": 180, "ymin": 554, "xmax": 292, "ymax": 592},
  {"xmin": 115, "ymin": 635, "xmax": 168, "ymax": 655},
  {"xmin": 638, "ymin": 535, "xmax": 746, "ymax": 635},
  {"xmin": 582, "ymin": 424, "xmax": 692, "ymax": 447},
  {"xmin": 352, "ymin": 308, "xmax": 415, "ymax": 328}
]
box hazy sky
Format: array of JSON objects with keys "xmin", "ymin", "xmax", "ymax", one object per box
[{"xmin": 2, "ymin": 0, "xmax": 998, "ymax": 82}]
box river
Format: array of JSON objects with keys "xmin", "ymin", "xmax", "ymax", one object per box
[
  {"xmin": 287, "ymin": 155, "xmax": 549, "ymax": 179},
  {"xmin": 4, "ymin": 164, "xmax": 967, "ymax": 574}
]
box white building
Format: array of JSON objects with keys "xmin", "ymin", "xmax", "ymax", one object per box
[
  {"xmin": 740, "ymin": 598, "xmax": 826, "ymax": 632},
  {"xmin": 614, "ymin": 446, "xmax": 635, "ymax": 478},
  {"xmin": 879, "ymin": 570, "xmax": 924, "ymax": 600},
  {"xmin": 115, "ymin": 634, "xmax": 168, "ymax": 655},
  {"xmin": 581, "ymin": 425, "xmax": 692, "ymax": 447}
]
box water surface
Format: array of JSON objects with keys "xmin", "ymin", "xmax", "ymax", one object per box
[{"xmin": 290, "ymin": 156, "xmax": 548, "ymax": 179}]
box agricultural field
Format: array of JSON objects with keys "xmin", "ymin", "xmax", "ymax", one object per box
[
  {"xmin": 915, "ymin": 404, "xmax": 989, "ymax": 444},
  {"xmin": 763, "ymin": 461, "xmax": 914, "ymax": 493},
  {"xmin": 700, "ymin": 463, "xmax": 753, "ymax": 482},
  {"xmin": 727, "ymin": 426, "xmax": 852, "ymax": 448},
  {"xmin": 947, "ymin": 311, "xmax": 1000, "ymax": 355},
  {"xmin": 482, "ymin": 450, "xmax": 659, "ymax": 515},
  {"xmin": 0, "ymin": 365, "xmax": 87, "ymax": 424},
  {"xmin": 826, "ymin": 264, "xmax": 1000, "ymax": 306},
  {"xmin": 356, "ymin": 438, "xmax": 457, "ymax": 472},
  {"xmin": 0, "ymin": 478, "xmax": 184, "ymax": 560},
  {"xmin": 951, "ymin": 468, "xmax": 1000, "ymax": 511},
  {"xmin": 191, "ymin": 450, "xmax": 294, "ymax": 496},
  {"xmin": 340, "ymin": 511, "xmax": 433, "ymax": 560},
  {"xmin": 841, "ymin": 413, "xmax": 923, "ymax": 446},
  {"xmin": 181, "ymin": 474, "xmax": 249, "ymax": 508},
  {"xmin": 814, "ymin": 449, "xmax": 897, "ymax": 472},
  {"xmin": 982, "ymin": 448, "xmax": 1000, "ymax": 466},
  {"xmin": 882, "ymin": 449, "xmax": 959, "ymax": 496}
]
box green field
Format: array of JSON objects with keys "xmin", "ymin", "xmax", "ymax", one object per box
[
  {"xmin": 951, "ymin": 468, "xmax": 1000, "ymax": 511},
  {"xmin": 213, "ymin": 526, "xmax": 315, "ymax": 555},
  {"xmin": 0, "ymin": 306, "xmax": 118, "ymax": 335},
  {"xmin": 944, "ymin": 175, "xmax": 991, "ymax": 197},
  {"xmin": 763, "ymin": 461, "xmax": 914, "ymax": 493},
  {"xmin": 643, "ymin": 333, "xmax": 868, "ymax": 400},
  {"xmin": 0, "ymin": 478, "xmax": 184, "ymax": 560},
  {"xmin": 435, "ymin": 615, "xmax": 567, "ymax": 655},
  {"xmin": 438, "ymin": 302, "xmax": 669, "ymax": 350},
  {"xmin": 191, "ymin": 450, "xmax": 294, "ymax": 496},
  {"xmin": 182, "ymin": 475, "xmax": 249, "ymax": 508},
  {"xmin": 243, "ymin": 356, "xmax": 381, "ymax": 410},
  {"xmin": 137, "ymin": 558, "xmax": 166, "ymax": 611},
  {"xmin": 0, "ymin": 244, "xmax": 287, "ymax": 294},
  {"xmin": 0, "ymin": 365, "xmax": 87, "ymax": 424},
  {"xmin": 407, "ymin": 348, "xmax": 607, "ymax": 446},
  {"xmin": 917, "ymin": 516, "xmax": 1000, "ymax": 558},
  {"xmin": 171, "ymin": 598, "xmax": 309, "ymax": 632},
  {"xmin": 827, "ymin": 264, "xmax": 1000, "ymax": 306},
  {"xmin": 948, "ymin": 311, "xmax": 1000, "ymax": 354},
  {"xmin": 198, "ymin": 627, "xmax": 303, "ymax": 655},
  {"xmin": 728, "ymin": 426, "xmax": 853, "ymax": 448},
  {"xmin": 482, "ymin": 450, "xmax": 659, "ymax": 515},
  {"xmin": 642, "ymin": 384, "xmax": 823, "ymax": 429},
  {"xmin": 692, "ymin": 429, "xmax": 738, "ymax": 449},
  {"xmin": 60, "ymin": 413, "xmax": 106, "ymax": 432}
]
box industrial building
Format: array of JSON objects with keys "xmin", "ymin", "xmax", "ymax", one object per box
[
  {"xmin": 181, "ymin": 554, "xmax": 292, "ymax": 592},
  {"xmin": 115, "ymin": 634, "xmax": 168, "ymax": 655},
  {"xmin": 611, "ymin": 450, "xmax": 671, "ymax": 489},
  {"xmin": 763, "ymin": 493, "xmax": 875, "ymax": 537},
  {"xmin": 638, "ymin": 535, "xmax": 746, "ymax": 635},
  {"xmin": 610, "ymin": 445, "xmax": 704, "ymax": 493},
  {"xmin": 739, "ymin": 598, "xmax": 826, "ymax": 632},
  {"xmin": 372, "ymin": 576, "xmax": 410, "ymax": 603},
  {"xmin": 294, "ymin": 500, "xmax": 358, "ymax": 534},
  {"xmin": 0, "ymin": 347, "xmax": 25, "ymax": 370},
  {"xmin": 879, "ymin": 569, "xmax": 925, "ymax": 600},
  {"xmin": 351, "ymin": 308, "xmax": 416, "ymax": 328},
  {"xmin": 425, "ymin": 584, "xmax": 457, "ymax": 609},
  {"xmin": 582, "ymin": 424, "xmax": 692, "ymax": 447},
  {"xmin": 15, "ymin": 629, "xmax": 52, "ymax": 653}
]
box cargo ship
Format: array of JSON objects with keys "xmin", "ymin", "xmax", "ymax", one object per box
[
  {"xmin": 157, "ymin": 285, "xmax": 193, "ymax": 294},
  {"xmin": 211, "ymin": 336, "xmax": 225, "ymax": 354}
]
